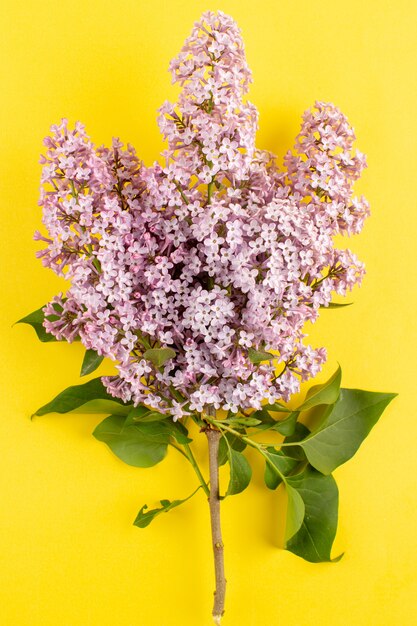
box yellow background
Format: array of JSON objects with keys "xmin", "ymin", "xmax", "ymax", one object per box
[{"xmin": 1, "ymin": 1, "xmax": 416, "ymax": 624}]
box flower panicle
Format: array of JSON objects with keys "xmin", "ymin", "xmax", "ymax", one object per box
[{"xmin": 35, "ymin": 11, "xmax": 369, "ymax": 419}]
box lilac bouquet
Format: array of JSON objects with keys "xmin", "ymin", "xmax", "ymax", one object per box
[{"xmin": 20, "ymin": 11, "xmax": 396, "ymax": 623}]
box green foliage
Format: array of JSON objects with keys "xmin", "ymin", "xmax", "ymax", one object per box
[
  {"xmin": 264, "ymin": 449, "xmax": 299, "ymax": 489},
  {"xmin": 227, "ymin": 416, "xmax": 261, "ymax": 427},
  {"xmin": 285, "ymin": 466, "xmax": 341, "ymax": 562},
  {"xmin": 262, "ymin": 402, "xmax": 290, "ymax": 413},
  {"xmin": 297, "ymin": 365, "xmax": 341, "ymax": 411},
  {"xmin": 124, "ymin": 406, "xmax": 170, "ymax": 424},
  {"xmin": 16, "ymin": 305, "xmax": 79, "ymax": 342},
  {"xmin": 251, "ymin": 408, "xmax": 274, "ymax": 422},
  {"xmin": 143, "ymin": 347, "xmax": 176, "ymax": 367},
  {"xmin": 271, "ymin": 411, "xmax": 299, "ymax": 436},
  {"xmin": 33, "ymin": 378, "xmax": 130, "ymax": 417},
  {"xmin": 247, "ymin": 348, "xmax": 274, "ymax": 364},
  {"xmin": 284, "ymin": 483, "xmax": 305, "ymax": 543},
  {"xmin": 92, "ymin": 413, "xmax": 192, "ymax": 467},
  {"xmin": 29, "ymin": 357, "xmax": 396, "ymax": 567},
  {"xmin": 321, "ymin": 302, "xmax": 353, "ymax": 309},
  {"xmin": 80, "ymin": 349, "xmax": 104, "ymax": 376},
  {"xmin": 209, "ymin": 369, "xmax": 395, "ymax": 561},
  {"xmin": 134, "ymin": 487, "xmax": 201, "ymax": 528},
  {"xmin": 249, "ymin": 408, "xmax": 276, "ymax": 432},
  {"xmin": 250, "ymin": 406, "xmax": 298, "ymax": 435},
  {"xmin": 93, "ymin": 415, "xmax": 170, "ymax": 467},
  {"xmin": 296, "ymin": 389, "xmax": 397, "ymax": 474},
  {"xmin": 281, "ymin": 423, "xmax": 310, "ymax": 460},
  {"xmin": 162, "ymin": 420, "xmax": 192, "ymax": 445},
  {"xmin": 218, "ymin": 432, "xmax": 246, "ymax": 466},
  {"xmin": 225, "ymin": 446, "xmax": 252, "ymax": 496}
]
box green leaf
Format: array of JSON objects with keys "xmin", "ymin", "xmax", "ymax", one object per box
[
  {"xmin": 163, "ymin": 420, "xmax": 192, "ymax": 445},
  {"xmin": 124, "ymin": 412, "xmax": 191, "ymax": 444},
  {"xmin": 93, "ymin": 415, "xmax": 170, "ymax": 467},
  {"xmin": 247, "ymin": 348, "xmax": 274, "ymax": 364},
  {"xmin": 285, "ymin": 422, "xmax": 310, "ymax": 443},
  {"xmin": 225, "ymin": 448, "xmax": 252, "ymax": 496},
  {"xmin": 298, "ymin": 366, "xmax": 342, "ymax": 411},
  {"xmin": 33, "ymin": 378, "xmax": 130, "ymax": 417},
  {"xmin": 92, "ymin": 257, "xmax": 101, "ymax": 272},
  {"xmin": 250, "ymin": 409, "xmax": 276, "ymax": 432},
  {"xmin": 252, "ymin": 408, "xmax": 298, "ymax": 435},
  {"xmin": 16, "ymin": 306, "xmax": 59, "ymax": 342},
  {"xmin": 134, "ymin": 487, "xmax": 201, "ymax": 528},
  {"xmin": 125, "ymin": 405, "xmax": 169, "ymax": 425},
  {"xmin": 286, "ymin": 466, "xmax": 340, "ymax": 562},
  {"xmin": 262, "ymin": 402, "xmax": 290, "ymax": 413},
  {"xmin": 124, "ymin": 410, "xmax": 191, "ymax": 443},
  {"xmin": 264, "ymin": 449, "xmax": 300, "ymax": 490},
  {"xmin": 282, "ymin": 423, "xmax": 310, "ymax": 460},
  {"xmin": 80, "ymin": 349, "xmax": 104, "ymax": 377},
  {"xmin": 251, "ymin": 408, "xmax": 275, "ymax": 422},
  {"xmin": 16, "ymin": 303, "xmax": 81, "ymax": 342},
  {"xmin": 143, "ymin": 347, "xmax": 176, "ymax": 367},
  {"xmin": 227, "ymin": 416, "xmax": 261, "ymax": 427},
  {"xmin": 272, "ymin": 411, "xmax": 299, "ymax": 436},
  {"xmin": 285, "ymin": 483, "xmax": 305, "ymax": 542},
  {"xmin": 218, "ymin": 433, "xmax": 246, "ymax": 466},
  {"xmin": 298, "ymin": 389, "xmax": 397, "ymax": 474},
  {"xmin": 321, "ymin": 302, "xmax": 353, "ymax": 309}
]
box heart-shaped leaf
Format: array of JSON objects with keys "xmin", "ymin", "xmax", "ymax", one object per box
[
  {"xmin": 297, "ymin": 389, "xmax": 397, "ymax": 474},
  {"xmin": 285, "ymin": 466, "xmax": 341, "ymax": 562},
  {"xmin": 93, "ymin": 415, "xmax": 170, "ymax": 467},
  {"xmin": 33, "ymin": 378, "xmax": 131, "ymax": 417},
  {"xmin": 143, "ymin": 348, "xmax": 176, "ymax": 367},
  {"xmin": 80, "ymin": 349, "xmax": 104, "ymax": 377},
  {"xmin": 297, "ymin": 366, "xmax": 342, "ymax": 411},
  {"xmin": 134, "ymin": 486, "xmax": 201, "ymax": 528}
]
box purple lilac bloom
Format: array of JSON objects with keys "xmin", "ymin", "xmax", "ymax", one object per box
[{"xmin": 36, "ymin": 11, "xmax": 369, "ymax": 418}]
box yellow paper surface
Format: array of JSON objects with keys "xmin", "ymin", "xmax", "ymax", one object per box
[{"xmin": 1, "ymin": 1, "xmax": 416, "ymax": 624}]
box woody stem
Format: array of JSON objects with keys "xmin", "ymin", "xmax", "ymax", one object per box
[{"xmin": 205, "ymin": 407, "xmax": 226, "ymax": 625}]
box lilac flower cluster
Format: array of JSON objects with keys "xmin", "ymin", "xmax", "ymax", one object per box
[{"xmin": 36, "ymin": 11, "xmax": 369, "ymax": 418}]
